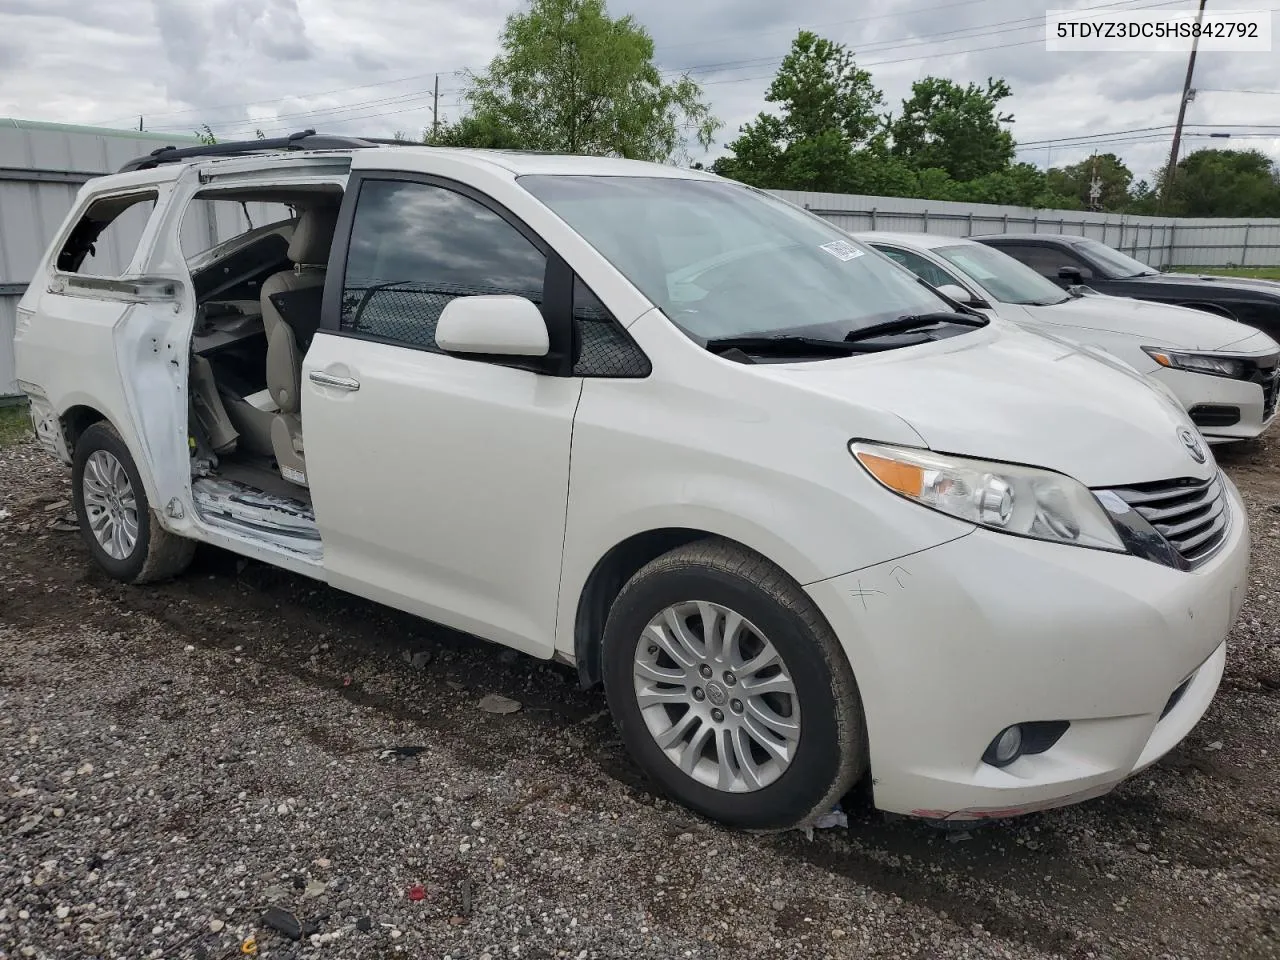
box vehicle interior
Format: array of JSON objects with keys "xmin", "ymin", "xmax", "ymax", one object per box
[{"xmin": 182, "ymin": 184, "xmax": 343, "ymax": 516}]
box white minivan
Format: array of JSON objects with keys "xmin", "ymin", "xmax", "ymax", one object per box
[{"xmin": 13, "ymin": 135, "xmax": 1249, "ymax": 829}]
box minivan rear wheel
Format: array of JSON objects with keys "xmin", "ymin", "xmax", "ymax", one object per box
[
  {"xmin": 601, "ymin": 538, "xmax": 866, "ymax": 830},
  {"xmin": 72, "ymin": 421, "xmax": 196, "ymax": 584}
]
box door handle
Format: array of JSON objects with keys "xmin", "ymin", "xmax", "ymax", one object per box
[{"xmin": 309, "ymin": 371, "xmax": 360, "ymax": 391}]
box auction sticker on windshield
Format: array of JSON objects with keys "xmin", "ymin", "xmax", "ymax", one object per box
[{"xmin": 820, "ymin": 239, "xmax": 865, "ymax": 262}]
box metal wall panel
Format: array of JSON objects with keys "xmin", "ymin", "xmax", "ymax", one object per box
[{"xmin": 771, "ymin": 189, "xmax": 1280, "ymax": 271}]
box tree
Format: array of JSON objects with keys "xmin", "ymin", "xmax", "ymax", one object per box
[
  {"xmin": 422, "ymin": 112, "xmax": 527, "ymax": 149},
  {"xmin": 1043, "ymin": 153, "xmax": 1133, "ymax": 211},
  {"xmin": 1161, "ymin": 148, "xmax": 1280, "ymax": 217},
  {"xmin": 714, "ymin": 30, "xmax": 885, "ymax": 191},
  {"xmin": 459, "ymin": 0, "xmax": 720, "ymax": 161},
  {"xmin": 889, "ymin": 78, "xmax": 1016, "ymax": 182}
]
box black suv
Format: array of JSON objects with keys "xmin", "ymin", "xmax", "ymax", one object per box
[{"xmin": 972, "ymin": 233, "xmax": 1280, "ymax": 343}]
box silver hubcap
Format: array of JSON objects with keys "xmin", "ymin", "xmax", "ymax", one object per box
[
  {"xmin": 82, "ymin": 450, "xmax": 139, "ymax": 561},
  {"xmin": 633, "ymin": 601, "xmax": 801, "ymax": 793}
]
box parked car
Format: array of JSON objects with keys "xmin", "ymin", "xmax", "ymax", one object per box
[
  {"xmin": 857, "ymin": 231, "xmax": 1280, "ymax": 444},
  {"xmin": 14, "ymin": 133, "xmax": 1249, "ymax": 829},
  {"xmin": 970, "ymin": 232, "xmax": 1280, "ymax": 343}
]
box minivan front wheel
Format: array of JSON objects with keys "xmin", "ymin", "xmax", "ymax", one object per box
[
  {"xmin": 72, "ymin": 422, "xmax": 196, "ymax": 584},
  {"xmin": 602, "ymin": 539, "xmax": 866, "ymax": 830}
]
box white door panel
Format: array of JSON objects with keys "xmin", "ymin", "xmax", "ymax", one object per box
[{"xmin": 303, "ymin": 331, "xmax": 581, "ymax": 657}]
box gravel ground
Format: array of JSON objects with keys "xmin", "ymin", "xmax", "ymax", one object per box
[{"xmin": 2, "ymin": 430, "xmax": 1279, "ymax": 960}]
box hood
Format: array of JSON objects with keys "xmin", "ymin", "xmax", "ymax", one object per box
[
  {"xmin": 1139, "ymin": 271, "xmax": 1280, "ymax": 295},
  {"xmin": 759, "ymin": 322, "xmax": 1212, "ymax": 488},
  {"xmin": 1037, "ymin": 292, "xmax": 1265, "ymax": 350}
]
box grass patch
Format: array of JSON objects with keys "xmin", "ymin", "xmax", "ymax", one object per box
[
  {"xmin": 0, "ymin": 401, "xmax": 32, "ymax": 448},
  {"xmin": 1170, "ymin": 265, "xmax": 1280, "ymax": 282}
]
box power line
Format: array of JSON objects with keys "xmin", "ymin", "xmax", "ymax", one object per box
[
  {"xmin": 1019, "ymin": 123, "xmax": 1280, "ymax": 147},
  {"xmin": 659, "ymin": 0, "xmax": 1182, "ymax": 80},
  {"xmin": 94, "ymin": 69, "xmax": 472, "ymax": 127},
  {"xmin": 652, "ymin": 0, "xmax": 997, "ymax": 53},
  {"xmin": 1199, "ymin": 88, "xmax": 1280, "ymax": 95}
]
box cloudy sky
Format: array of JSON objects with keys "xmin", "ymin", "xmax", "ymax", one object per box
[{"xmin": 0, "ymin": 0, "xmax": 1276, "ymax": 183}]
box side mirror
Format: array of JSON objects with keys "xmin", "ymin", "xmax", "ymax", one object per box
[
  {"xmin": 435, "ymin": 295, "xmax": 549, "ymax": 357},
  {"xmin": 936, "ymin": 283, "xmax": 979, "ymax": 305},
  {"xmin": 1058, "ymin": 265, "xmax": 1089, "ymax": 283}
]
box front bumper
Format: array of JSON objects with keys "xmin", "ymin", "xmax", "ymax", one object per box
[
  {"xmin": 1150, "ymin": 364, "xmax": 1277, "ymax": 443},
  {"xmin": 805, "ymin": 475, "xmax": 1249, "ymax": 820}
]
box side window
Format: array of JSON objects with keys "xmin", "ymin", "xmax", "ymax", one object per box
[
  {"xmin": 56, "ymin": 191, "xmax": 158, "ymax": 277},
  {"xmin": 341, "ymin": 179, "xmax": 546, "ymax": 352},
  {"xmin": 996, "ymin": 243, "xmax": 1085, "ymax": 278},
  {"xmin": 874, "ymin": 245, "xmax": 961, "ymax": 290},
  {"xmin": 572, "ymin": 277, "xmax": 651, "ymax": 378}
]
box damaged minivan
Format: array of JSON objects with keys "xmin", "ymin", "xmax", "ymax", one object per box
[{"xmin": 14, "ymin": 133, "xmax": 1249, "ymax": 829}]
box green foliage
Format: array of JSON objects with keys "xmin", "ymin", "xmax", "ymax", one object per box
[
  {"xmin": 195, "ymin": 123, "xmax": 217, "ymax": 145},
  {"xmin": 0, "ymin": 403, "xmax": 31, "ymax": 448},
  {"xmin": 457, "ymin": 0, "xmax": 720, "ymax": 161},
  {"xmin": 1044, "ymin": 153, "xmax": 1133, "ymax": 211},
  {"xmin": 766, "ymin": 31, "xmax": 884, "ymax": 146},
  {"xmin": 1161, "ymin": 148, "xmax": 1280, "ymax": 217},
  {"xmin": 715, "ymin": 31, "xmax": 884, "ymax": 191},
  {"xmin": 889, "ymin": 77, "xmax": 1015, "ymax": 182},
  {"xmin": 422, "ymin": 111, "xmax": 529, "ymax": 149}
]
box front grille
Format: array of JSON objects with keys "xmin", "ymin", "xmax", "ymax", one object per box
[
  {"xmin": 1242, "ymin": 353, "xmax": 1280, "ymax": 420},
  {"xmin": 1102, "ymin": 473, "xmax": 1230, "ymax": 569},
  {"xmin": 1188, "ymin": 404, "xmax": 1241, "ymax": 428}
]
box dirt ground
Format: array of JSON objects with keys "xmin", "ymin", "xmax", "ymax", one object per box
[{"xmin": 2, "ymin": 428, "xmax": 1279, "ymax": 960}]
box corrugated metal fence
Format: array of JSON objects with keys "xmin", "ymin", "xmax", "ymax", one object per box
[
  {"xmin": 3, "ymin": 119, "xmax": 1280, "ymax": 398},
  {"xmin": 772, "ymin": 190, "xmax": 1280, "ymax": 270}
]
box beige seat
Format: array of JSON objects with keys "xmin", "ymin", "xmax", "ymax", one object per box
[{"xmin": 260, "ymin": 203, "xmax": 339, "ymax": 487}]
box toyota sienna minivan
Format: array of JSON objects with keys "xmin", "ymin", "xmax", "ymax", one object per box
[{"xmin": 13, "ymin": 133, "xmax": 1248, "ymax": 828}]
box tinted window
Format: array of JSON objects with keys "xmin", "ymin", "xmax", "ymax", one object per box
[
  {"xmin": 872, "ymin": 244, "xmax": 961, "ymax": 289},
  {"xmin": 1073, "ymin": 239, "xmax": 1158, "ymax": 278},
  {"xmin": 988, "ymin": 242, "xmax": 1088, "ymax": 279},
  {"xmin": 341, "ymin": 179, "xmax": 547, "ymax": 350},
  {"xmin": 572, "ymin": 277, "xmax": 650, "ymax": 378},
  {"xmin": 934, "ymin": 243, "xmax": 1070, "ymax": 305}
]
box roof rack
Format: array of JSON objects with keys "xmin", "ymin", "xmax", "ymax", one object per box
[{"xmin": 116, "ymin": 129, "xmax": 409, "ymax": 173}]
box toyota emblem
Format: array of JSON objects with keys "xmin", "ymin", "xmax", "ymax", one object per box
[{"xmin": 1178, "ymin": 426, "xmax": 1207, "ymax": 464}]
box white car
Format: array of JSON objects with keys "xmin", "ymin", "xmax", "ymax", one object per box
[
  {"xmin": 858, "ymin": 231, "xmax": 1280, "ymax": 444},
  {"xmin": 13, "ymin": 134, "xmax": 1248, "ymax": 828}
]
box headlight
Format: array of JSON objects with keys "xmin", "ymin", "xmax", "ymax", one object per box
[
  {"xmin": 850, "ymin": 441, "xmax": 1125, "ymax": 552},
  {"xmin": 1142, "ymin": 347, "xmax": 1246, "ymax": 379}
]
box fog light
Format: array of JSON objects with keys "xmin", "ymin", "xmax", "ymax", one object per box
[{"xmin": 985, "ymin": 725, "xmax": 1024, "ymax": 767}]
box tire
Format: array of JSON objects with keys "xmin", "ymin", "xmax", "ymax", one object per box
[
  {"xmin": 72, "ymin": 421, "xmax": 196, "ymax": 584},
  {"xmin": 601, "ymin": 538, "xmax": 866, "ymax": 830}
]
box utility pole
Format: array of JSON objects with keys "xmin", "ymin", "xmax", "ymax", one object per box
[
  {"xmin": 432, "ymin": 74, "xmax": 440, "ymax": 138},
  {"xmin": 1089, "ymin": 154, "xmax": 1103, "ymax": 211},
  {"xmin": 138, "ymin": 116, "xmax": 143, "ymax": 132},
  {"xmin": 1160, "ymin": 0, "xmax": 1208, "ymax": 209}
]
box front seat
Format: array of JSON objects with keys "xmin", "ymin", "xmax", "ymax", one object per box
[{"xmin": 261, "ymin": 203, "xmax": 340, "ymax": 487}]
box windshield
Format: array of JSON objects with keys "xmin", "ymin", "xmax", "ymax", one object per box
[
  {"xmin": 1074, "ymin": 239, "xmax": 1158, "ymax": 278},
  {"xmin": 518, "ymin": 175, "xmax": 950, "ymax": 341},
  {"xmin": 933, "ymin": 243, "xmax": 1070, "ymax": 306}
]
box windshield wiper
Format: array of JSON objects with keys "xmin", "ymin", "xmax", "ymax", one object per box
[
  {"xmin": 704, "ymin": 335, "xmax": 889, "ymax": 357},
  {"xmin": 843, "ymin": 311, "xmax": 985, "ymax": 344},
  {"xmin": 705, "ymin": 312, "xmax": 985, "ymax": 358}
]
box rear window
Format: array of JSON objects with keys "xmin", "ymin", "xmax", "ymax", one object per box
[{"xmin": 56, "ymin": 191, "xmax": 158, "ymax": 277}]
